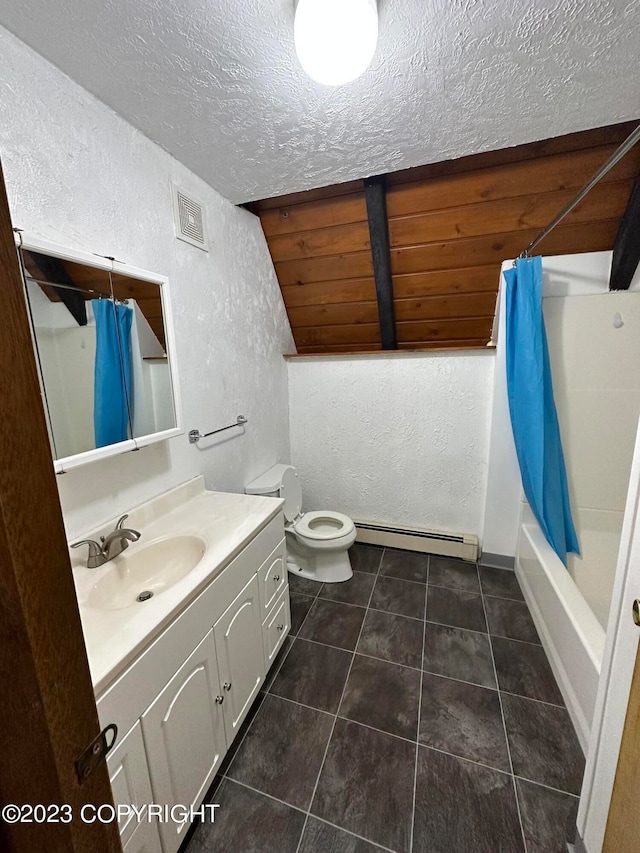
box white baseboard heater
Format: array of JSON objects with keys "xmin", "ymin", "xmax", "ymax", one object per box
[{"xmin": 354, "ymin": 521, "xmax": 479, "ymax": 563}]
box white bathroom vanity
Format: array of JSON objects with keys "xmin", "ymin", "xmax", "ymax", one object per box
[{"xmin": 70, "ymin": 477, "xmax": 290, "ymax": 853}]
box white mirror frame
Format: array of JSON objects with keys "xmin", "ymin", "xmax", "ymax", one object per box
[{"xmin": 15, "ymin": 233, "xmax": 184, "ymax": 473}]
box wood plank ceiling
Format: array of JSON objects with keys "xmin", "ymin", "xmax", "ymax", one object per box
[{"xmin": 253, "ymin": 121, "xmax": 640, "ymax": 355}]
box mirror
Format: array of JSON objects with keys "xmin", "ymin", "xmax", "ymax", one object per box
[{"xmin": 18, "ymin": 238, "xmax": 182, "ymax": 471}]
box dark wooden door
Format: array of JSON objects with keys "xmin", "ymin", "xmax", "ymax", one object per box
[{"xmin": 0, "ymin": 160, "xmax": 122, "ymax": 852}]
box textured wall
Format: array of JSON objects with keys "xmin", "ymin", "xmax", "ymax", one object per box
[
  {"xmin": 0, "ymin": 26, "xmax": 295, "ymax": 539},
  {"xmin": 0, "ymin": 0, "xmax": 638, "ymax": 202},
  {"xmin": 287, "ymin": 352, "xmax": 494, "ymax": 538}
]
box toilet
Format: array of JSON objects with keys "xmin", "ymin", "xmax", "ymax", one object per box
[{"xmin": 245, "ymin": 464, "xmax": 355, "ymax": 583}]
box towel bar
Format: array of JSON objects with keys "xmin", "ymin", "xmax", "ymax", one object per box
[{"xmin": 188, "ymin": 415, "xmax": 247, "ymax": 444}]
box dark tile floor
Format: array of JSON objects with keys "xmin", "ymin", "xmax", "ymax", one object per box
[{"xmin": 187, "ymin": 546, "xmax": 584, "ymax": 853}]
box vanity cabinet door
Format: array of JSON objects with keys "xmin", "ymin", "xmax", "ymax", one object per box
[
  {"xmin": 214, "ymin": 574, "xmax": 265, "ymax": 744},
  {"xmin": 123, "ymin": 819, "xmax": 163, "ymax": 853},
  {"xmin": 141, "ymin": 629, "xmax": 226, "ymax": 853},
  {"xmin": 107, "ymin": 720, "xmax": 158, "ymax": 849}
]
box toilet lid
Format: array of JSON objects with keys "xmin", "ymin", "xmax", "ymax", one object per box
[
  {"xmin": 280, "ymin": 467, "xmax": 302, "ymax": 523},
  {"xmin": 294, "ymin": 510, "xmax": 355, "ymax": 541}
]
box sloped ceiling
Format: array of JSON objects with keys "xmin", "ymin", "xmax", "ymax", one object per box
[
  {"xmin": 255, "ymin": 123, "xmax": 640, "ymax": 353},
  {"xmin": 1, "ymin": 0, "xmax": 639, "ymax": 203}
]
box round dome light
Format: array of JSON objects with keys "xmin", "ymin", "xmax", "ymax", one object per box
[{"xmin": 294, "ymin": 0, "xmax": 378, "ymax": 86}]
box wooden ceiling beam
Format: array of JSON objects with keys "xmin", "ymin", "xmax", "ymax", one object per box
[
  {"xmin": 610, "ymin": 175, "xmax": 640, "ymax": 290},
  {"xmin": 28, "ymin": 250, "xmax": 88, "ymax": 326},
  {"xmin": 364, "ymin": 175, "xmax": 397, "ymax": 350}
]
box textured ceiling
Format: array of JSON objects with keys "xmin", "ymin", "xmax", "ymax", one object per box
[{"xmin": 1, "ymin": 0, "xmax": 639, "ymax": 203}]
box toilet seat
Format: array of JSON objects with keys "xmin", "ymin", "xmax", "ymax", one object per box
[
  {"xmin": 293, "ymin": 510, "xmax": 355, "ymax": 541},
  {"xmin": 246, "ymin": 464, "xmax": 355, "ymax": 582}
]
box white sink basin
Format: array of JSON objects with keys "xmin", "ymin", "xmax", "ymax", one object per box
[{"xmin": 88, "ymin": 536, "xmax": 206, "ymax": 611}]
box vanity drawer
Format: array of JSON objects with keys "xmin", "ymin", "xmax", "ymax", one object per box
[
  {"xmin": 257, "ymin": 538, "xmax": 287, "ymax": 617},
  {"xmin": 107, "ymin": 720, "xmax": 156, "ymax": 846},
  {"xmin": 263, "ymin": 585, "xmax": 291, "ymax": 670}
]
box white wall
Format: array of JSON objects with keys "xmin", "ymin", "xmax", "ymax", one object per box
[
  {"xmin": 0, "ymin": 25, "xmax": 294, "ymax": 540},
  {"xmin": 287, "ymin": 352, "xmax": 494, "ymax": 539}
]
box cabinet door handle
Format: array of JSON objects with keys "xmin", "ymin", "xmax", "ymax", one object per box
[
  {"xmin": 223, "ymin": 682, "xmax": 232, "ymax": 691},
  {"xmin": 277, "ymin": 624, "xmax": 284, "ymax": 631},
  {"xmin": 215, "ymin": 695, "xmax": 224, "ymax": 704},
  {"xmin": 273, "ymin": 574, "xmax": 281, "ymax": 582}
]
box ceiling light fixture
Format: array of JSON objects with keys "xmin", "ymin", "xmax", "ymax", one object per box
[{"xmin": 294, "ymin": 0, "xmax": 378, "ymax": 86}]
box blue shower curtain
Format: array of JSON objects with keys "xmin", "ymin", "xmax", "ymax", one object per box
[
  {"xmin": 503, "ymin": 257, "xmax": 579, "ymax": 565},
  {"xmin": 92, "ymin": 299, "xmax": 133, "ymax": 448}
]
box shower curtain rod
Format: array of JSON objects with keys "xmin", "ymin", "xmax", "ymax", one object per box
[
  {"xmin": 518, "ymin": 123, "xmax": 640, "ymax": 260},
  {"xmin": 25, "ymin": 274, "xmax": 129, "ymax": 303}
]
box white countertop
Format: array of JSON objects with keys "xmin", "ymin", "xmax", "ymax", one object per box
[{"xmin": 70, "ymin": 476, "xmax": 283, "ymax": 694}]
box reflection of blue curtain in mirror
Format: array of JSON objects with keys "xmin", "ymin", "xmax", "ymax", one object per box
[{"xmin": 92, "ymin": 299, "xmax": 133, "ymax": 447}]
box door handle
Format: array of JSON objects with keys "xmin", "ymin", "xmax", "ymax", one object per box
[{"xmin": 633, "ymin": 599, "xmax": 640, "ymax": 626}]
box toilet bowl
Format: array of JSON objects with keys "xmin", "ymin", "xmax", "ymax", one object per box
[{"xmin": 245, "ymin": 464, "xmax": 355, "ymax": 583}]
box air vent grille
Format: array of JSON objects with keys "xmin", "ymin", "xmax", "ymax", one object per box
[{"xmin": 171, "ymin": 184, "xmax": 208, "ymax": 251}]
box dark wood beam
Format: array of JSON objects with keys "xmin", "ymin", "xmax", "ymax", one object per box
[
  {"xmin": 610, "ymin": 175, "xmax": 640, "ymax": 290},
  {"xmin": 27, "ymin": 250, "xmax": 88, "ymax": 325},
  {"xmin": 364, "ymin": 175, "xmax": 397, "ymax": 349}
]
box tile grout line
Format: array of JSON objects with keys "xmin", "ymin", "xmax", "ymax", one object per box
[
  {"xmin": 487, "ymin": 632, "xmax": 543, "ymax": 648},
  {"xmin": 310, "ymin": 815, "xmax": 398, "ymax": 853},
  {"xmin": 479, "ymin": 569, "xmax": 529, "ymax": 853},
  {"xmin": 513, "ymin": 772, "xmax": 581, "ymax": 799},
  {"xmin": 481, "ymin": 590, "xmax": 527, "ymax": 604},
  {"xmin": 293, "ymin": 546, "xmax": 387, "ymax": 853},
  {"xmin": 409, "ymin": 553, "xmax": 428, "ymax": 853}
]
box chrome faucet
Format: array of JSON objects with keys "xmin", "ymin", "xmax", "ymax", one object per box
[{"xmin": 72, "ymin": 514, "xmax": 141, "ymax": 568}]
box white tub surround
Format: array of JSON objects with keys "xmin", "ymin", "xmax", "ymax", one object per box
[
  {"xmin": 543, "ymin": 279, "xmax": 640, "ymax": 628},
  {"xmin": 516, "ymin": 503, "xmax": 605, "ymax": 753},
  {"xmin": 485, "ymin": 252, "xmax": 640, "ymax": 615},
  {"xmin": 70, "ymin": 476, "xmax": 284, "ymax": 693}
]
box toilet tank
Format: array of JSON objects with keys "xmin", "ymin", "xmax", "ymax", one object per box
[
  {"xmin": 245, "ymin": 464, "xmax": 302, "ymax": 523},
  {"xmin": 245, "ymin": 464, "xmax": 293, "ymax": 496}
]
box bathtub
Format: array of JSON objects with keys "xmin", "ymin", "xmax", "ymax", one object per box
[{"xmin": 515, "ymin": 504, "xmax": 606, "ymax": 753}]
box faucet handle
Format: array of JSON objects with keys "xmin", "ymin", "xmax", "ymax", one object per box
[
  {"xmin": 71, "ymin": 539, "xmax": 102, "ymax": 556},
  {"xmin": 115, "ymin": 514, "xmax": 129, "ymax": 530},
  {"xmin": 71, "ymin": 539, "xmax": 106, "ymax": 569}
]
